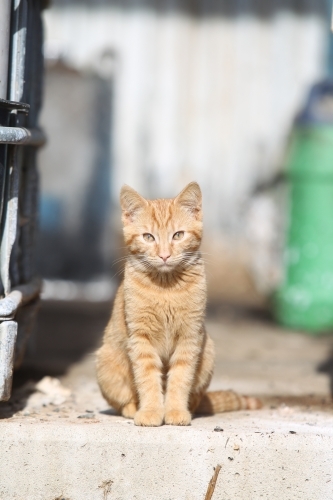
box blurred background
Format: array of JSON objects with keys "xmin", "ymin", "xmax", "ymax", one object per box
[
  {"xmin": 37, "ymin": 0, "xmax": 330, "ymax": 307},
  {"xmin": 16, "ymin": 0, "xmax": 333, "ymax": 390}
]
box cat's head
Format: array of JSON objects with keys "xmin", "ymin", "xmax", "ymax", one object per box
[{"xmin": 120, "ymin": 182, "xmax": 202, "ymax": 273}]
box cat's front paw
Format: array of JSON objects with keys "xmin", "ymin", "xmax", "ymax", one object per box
[
  {"xmin": 134, "ymin": 409, "xmax": 164, "ymax": 427},
  {"xmin": 121, "ymin": 402, "xmax": 137, "ymax": 419},
  {"xmin": 164, "ymin": 409, "xmax": 191, "ymax": 426}
]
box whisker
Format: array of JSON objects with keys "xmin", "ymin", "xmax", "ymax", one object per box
[{"xmin": 110, "ymin": 267, "xmax": 125, "ymax": 280}]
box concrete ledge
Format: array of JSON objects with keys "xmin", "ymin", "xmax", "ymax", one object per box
[
  {"xmin": 2, "ymin": 309, "xmax": 333, "ymax": 500},
  {"xmin": 1, "ymin": 410, "xmax": 333, "ymax": 500}
]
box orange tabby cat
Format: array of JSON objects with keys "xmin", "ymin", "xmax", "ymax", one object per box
[{"xmin": 96, "ymin": 182, "xmax": 261, "ymax": 426}]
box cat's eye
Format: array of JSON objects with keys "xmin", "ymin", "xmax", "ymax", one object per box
[
  {"xmin": 173, "ymin": 231, "xmax": 184, "ymax": 240},
  {"xmin": 143, "ymin": 233, "xmax": 155, "ymax": 242}
]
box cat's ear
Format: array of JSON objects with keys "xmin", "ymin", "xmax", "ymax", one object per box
[
  {"xmin": 174, "ymin": 182, "xmax": 202, "ymax": 218},
  {"xmin": 120, "ymin": 185, "xmax": 147, "ymax": 225}
]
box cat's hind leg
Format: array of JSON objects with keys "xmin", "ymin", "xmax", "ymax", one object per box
[
  {"xmin": 189, "ymin": 330, "xmax": 215, "ymax": 413},
  {"xmin": 189, "ymin": 331, "xmax": 262, "ymax": 414},
  {"xmin": 96, "ymin": 342, "xmax": 138, "ymax": 418}
]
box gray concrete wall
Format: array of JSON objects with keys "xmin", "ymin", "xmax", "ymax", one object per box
[{"xmin": 43, "ymin": 0, "xmax": 327, "ymax": 234}]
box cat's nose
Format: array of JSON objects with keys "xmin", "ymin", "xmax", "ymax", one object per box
[{"xmin": 159, "ymin": 253, "xmax": 171, "ymax": 263}]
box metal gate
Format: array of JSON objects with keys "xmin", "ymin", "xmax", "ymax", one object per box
[{"xmin": 0, "ymin": 0, "xmax": 45, "ymax": 401}]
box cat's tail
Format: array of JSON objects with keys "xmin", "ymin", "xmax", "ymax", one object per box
[{"xmin": 196, "ymin": 390, "xmax": 262, "ymax": 414}]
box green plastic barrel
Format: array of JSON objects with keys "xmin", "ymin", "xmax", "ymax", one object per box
[{"xmin": 274, "ymin": 125, "xmax": 333, "ymax": 333}]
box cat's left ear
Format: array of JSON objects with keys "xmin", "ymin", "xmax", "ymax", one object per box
[{"xmin": 174, "ymin": 182, "xmax": 202, "ymax": 219}]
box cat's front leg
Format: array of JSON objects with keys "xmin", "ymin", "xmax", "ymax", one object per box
[
  {"xmin": 164, "ymin": 334, "xmax": 201, "ymax": 426},
  {"xmin": 128, "ymin": 331, "xmax": 164, "ymax": 426}
]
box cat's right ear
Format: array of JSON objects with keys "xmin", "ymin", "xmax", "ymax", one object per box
[{"xmin": 120, "ymin": 185, "xmax": 147, "ymax": 225}]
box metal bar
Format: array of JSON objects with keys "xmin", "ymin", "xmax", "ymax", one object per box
[
  {"xmin": 14, "ymin": 299, "xmax": 39, "ymax": 369},
  {"xmin": 0, "ymin": 98, "xmax": 29, "ymax": 113},
  {"xmin": 9, "ymin": 0, "xmax": 28, "ymax": 103},
  {"xmin": 9, "ymin": 146, "xmax": 22, "ymax": 286},
  {"xmin": 19, "ymin": 0, "xmax": 44, "ymax": 287},
  {"xmin": 0, "ymin": 291, "xmax": 22, "ymax": 320},
  {"xmin": 6, "ymin": 0, "xmax": 31, "ymax": 292},
  {"xmin": 0, "ymin": 146, "xmax": 19, "ymax": 295},
  {"xmin": 20, "ymin": 148, "xmax": 39, "ymax": 283},
  {"xmin": 0, "ymin": 321, "xmax": 17, "ymax": 401},
  {"xmin": 0, "ymin": 0, "xmax": 29, "ymax": 298},
  {"xmin": 0, "ymin": 126, "xmax": 46, "ymax": 146},
  {"xmin": 0, "ymin": 0, "xmax": 11, "ymax": 99},
  {"xmin": 0, "ymin": 277, "xmax": 41, "ymax": 319}
]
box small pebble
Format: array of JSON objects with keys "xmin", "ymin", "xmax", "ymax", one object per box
[
  {"xmin": 214, "ymin": 426, "xmax": 224, "ymax": 432},
  {"xmin": 78, "ymin": 414, "xmax": 95, "ymax": 419}
]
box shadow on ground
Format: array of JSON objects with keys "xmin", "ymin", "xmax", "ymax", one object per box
[
  {"xmin": 318, "ymin": 349, "xmax": 333, "ymax": 397},
  {"xmin": 22, "ymin": 299, "xmax": 111, "ymax": 372},
  {"xmin": 0, "ymin": 299, "xmax": 111, "ymax": 419}
]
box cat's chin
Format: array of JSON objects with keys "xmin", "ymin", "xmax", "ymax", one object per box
[{"xmin": 156, "ymin": 263, "xmax": 175, "ymax": 273}]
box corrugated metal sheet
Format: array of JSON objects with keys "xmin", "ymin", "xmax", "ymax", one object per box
[{"xmin": 43, "ymin": 1, "xmax": 327, "ymax": 231}]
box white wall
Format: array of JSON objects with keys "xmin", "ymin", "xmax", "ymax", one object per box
[{"xmin": 42, "ymin": 4, "xmax": 327, "ymax": 233}]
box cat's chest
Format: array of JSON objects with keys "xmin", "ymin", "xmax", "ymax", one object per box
[
  {"xmin": 140, "ymin": 291, "xmax": 190, "ymax": 330},
  {"xmin": 152, "ymin": 299, "xmax": 186, "ymax": 360},
  {"xmin": 125, "ymin": 283, "xmax": 204, "ymax": 361},
  {"xmin": 124, "ymin": 273, "xmax": 206, "ymax": 335},
  {"xmin": 145, "ymin": 289, "xmax": 203, "ymax": 338},
  {"xmin": 146, "ymin": 287, "xmax": 202, "ymax": 323}
]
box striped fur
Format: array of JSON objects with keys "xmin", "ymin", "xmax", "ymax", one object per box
[{"xmin": 96, "ymin": 182, "xmax": 261, "ymax": 426}]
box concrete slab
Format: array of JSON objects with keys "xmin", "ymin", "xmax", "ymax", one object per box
[
  {"xmin": 1, "ymin": 408, "xmax": 333, "ymax": 500},
  {"xmin": 1, "ymin": 305, "xmax": 333, "ymax": 500}
]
